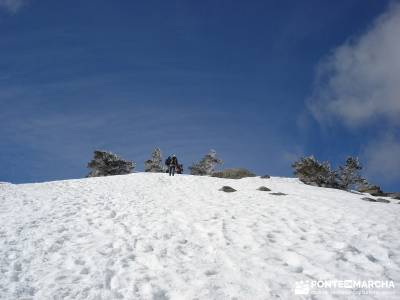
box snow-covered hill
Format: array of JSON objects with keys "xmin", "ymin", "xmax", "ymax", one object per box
[{"xmin": 0, "ymin": 173, "xmax": 399, "ymax": 299}]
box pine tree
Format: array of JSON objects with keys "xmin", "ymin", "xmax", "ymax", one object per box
[
  {"xmin": 189, "ymin": 149, "xmax": 223, "ymax": 176},
  {"xmin": 292, "ymin": 156, "xmax": 337, "ymax": 187},
  {"xmin": 87, "ymin": 150, "xmax": 135, "ymax": 177},
  {"xmin": 337, "ymin": 157, "xmax": 365, "ymax": 190},
  {"xmin": 144, "ymin": 148, "xmax": 165, "ymax": 173},
  {"xmin": 292, "ymin": 155, "xmax": 368, "ymax": 191}
]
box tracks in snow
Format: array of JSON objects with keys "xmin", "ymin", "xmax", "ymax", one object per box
[{"xmin": 0, "ymin": 174, "xmax": 399, "ymax": 299}]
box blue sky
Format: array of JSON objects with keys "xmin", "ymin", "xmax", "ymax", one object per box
[{"xmin": 1, "ymin": 0, "xmax": 399, "ymax": 190}]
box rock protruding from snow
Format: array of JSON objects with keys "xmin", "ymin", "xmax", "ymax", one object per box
[
  {"xmin": 358, "ymin": 184, "xmax": 385, "ymax": 196},
  {"xmin": 376, "ymin": 198, "xmax": 391, "ymax": 203},
  {"xmin": 389, "ymin": 193, "xmax": 400, "ymax": 200},
  {"xmin": 257, "ymin": 186, "xmax": 271, "ymax": 191},
  {"xmin": 219, "ymin": 186, "xmax": 237, "ymax": 193},
  {"xmin": 361, "ymin": 197, "xmax": 390, "ymax": 203}
]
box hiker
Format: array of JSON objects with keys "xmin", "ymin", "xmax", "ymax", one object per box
[
  {"xmin": 165, "ymin": 155, "xmax": 172, "ymax": 173},
  {"xmin": 168, "ymin": 155, "xmax": 178, "ymax": 176}
]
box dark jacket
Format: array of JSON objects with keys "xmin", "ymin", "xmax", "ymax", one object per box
[{"xmin": 170, "ymin": 157, "xmax": 178, "ymax": 166}]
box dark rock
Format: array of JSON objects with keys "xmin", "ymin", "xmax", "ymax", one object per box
[
  {"xmin": 361, "ymin": 197, "xmax": 377, "ymax": 202},
  {"xmin": 261, "ymin": 175, "xmax": 270, "ymax": 179},
  {"xmin": 360, "ymin": 197, "xmax": 389, "ymax": 203},
  {"xmin": 212, "ymin": 168, "xmax": 256, "ymax": 179},
  {"xmin": 220, "ymin": 186, "xmax": 237, "ymax": 193},
  {"xmin": 387, "ymin": 192, "xmax": 400, "ymax": 200},
  {"xmin": 270, "ymin": 192, "xmax": 287, "ymax": 196},
  {"xmin": 257, "ymin": 186, "xmax": 271, "ymax": 191},
  {"xmin": 371, "ymin": 192, "xmax": 389, "ymax": 197},
  {"xmin": 358, "ymin": 185, "xmax": 386, "ymax": 196},
  {"xmin": 350, "ymin": 190, "xmax": 364, "ymax": 195},
  {"xmin": 376, "ymin": 198, "xmax": 390, "ymax": 203}
]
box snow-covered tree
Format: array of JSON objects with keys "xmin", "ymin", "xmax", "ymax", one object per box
[
  {"xmin": 87, "ymin": 150, "xmax": 135, "ymax": 177},
  {"xmin": 337, "ymin": 157, "xmax": 365, "ymax": 190},
  {"xmin": 293, "ymin": 155, "xmax": 370, "ymax": 191},
  {"xmin": 189, "ymin": 149, "xmax": 223, "ymax": 176},
  {"xmin": 144, "ymin": 148, "xmax": 165, "ymax": 173},
  {"xmin": 292, "ymin": 156, "xmax": 337, "ymax": 188}
]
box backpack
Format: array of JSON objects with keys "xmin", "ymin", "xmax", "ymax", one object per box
[{"xmin": 165, "ymin": 156, "xmax": 172, "ymax": 166}]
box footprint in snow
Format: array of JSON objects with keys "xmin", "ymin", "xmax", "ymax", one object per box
[
  {"xmin": 10, "ymin": 272, "xmax": 19, "ymax": 282},
  {"xmin": 267, "ymin": 233, "xmax": 276, "ymax": 243},
  {"xmin": 143, "ymin": 244, "xmax": 154, "ymax": 252},
  {"xmin": 162, "ymin": 233, "xmax": 172, "ymax": 240},
  {"xmin": 74, "ymin": 258, "xmax": 85, "ymax": 265},
  {"xmin": 13, "ymin": 262, "xmax": 22, "ymax": 272},
  {"xmin": 366, "ymin": 254, "xmax": 378, "ymax": 263},
  {"xmin": 205, "ymin": 270, "xmax": 218, "ymax": 276},
  {"xmin": 104, "ymin": 269, "xmax": 115, "ymax": 289},
  {"xmin": 152, "ymin": 288, "xmax": 169, "ymax": 300},
  {"xmin": 292, "ymin": 266, "xmax": 304, "ymax": 273},
  {"xmin": 57, "ymin": 226, "xmax": 67, "ymax": 233},
  {"xmin": 283, "ymin": 251, "xmax": 304, "ymax": 273}
]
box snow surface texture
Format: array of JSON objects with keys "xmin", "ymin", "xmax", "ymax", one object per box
[{"xmin": 0, "ymin": 173, "xmax": 399, "ymax": 300}]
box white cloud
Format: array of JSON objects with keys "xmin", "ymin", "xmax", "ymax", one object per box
[
  {"xmin": 308, "ymin": 2, "xmax": 400, "ymax": 128},
  {"xmin": 362, "ymin": 134, "xmax": 400, "ymax": 183},
  {"xmin": 0, "ymin": 0, "xmax": 27, "ymax": 13}
]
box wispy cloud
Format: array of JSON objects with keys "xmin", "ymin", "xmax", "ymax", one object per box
[
  {"xmin": 305, "ymin": 2, "xmax": 400, "ymax": 188},
  {"xmin": 307, "ymin": 2, "xmax": 400, "ymax": 128},
  {"xmin": 0, "ymin": 0, "xmax": 28, "ymax": 13}
]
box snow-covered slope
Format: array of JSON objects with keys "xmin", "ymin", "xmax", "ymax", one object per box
[{"xmin": 0, "ymin": 173, "xmax": 399, "ymax": 299}]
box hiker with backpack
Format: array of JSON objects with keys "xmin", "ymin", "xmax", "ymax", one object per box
[{"xmin": 165, "ymin": 154, "xmax": 179, "ymax": 176}]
